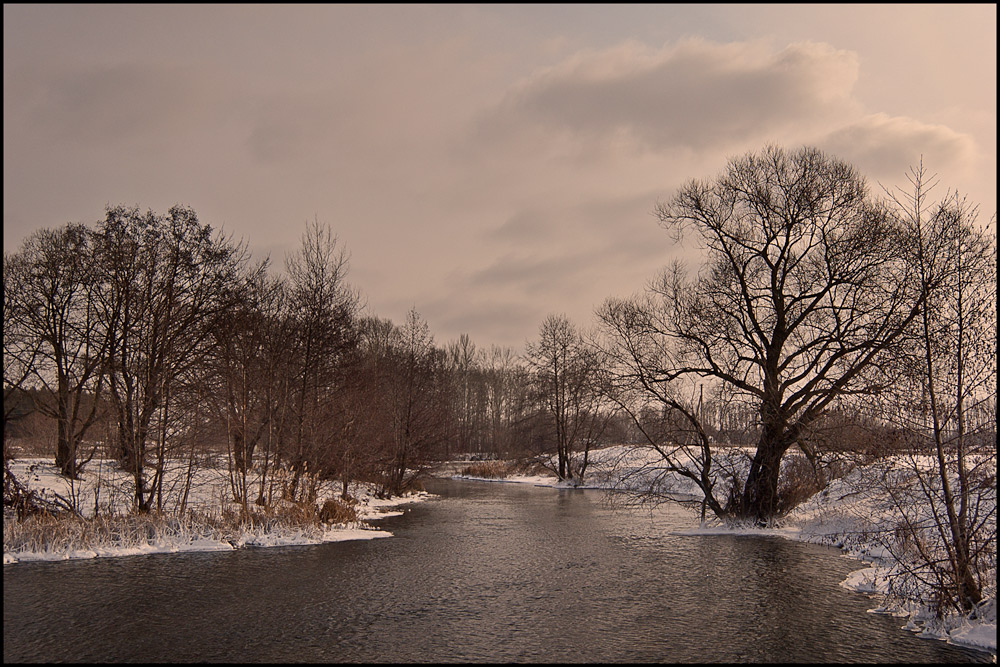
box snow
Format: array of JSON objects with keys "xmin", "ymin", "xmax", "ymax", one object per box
[
  {"xmin": 3, "ymin": 457, "xmax": 429, "ymax": 566},
  {"xmin": 5, "ymin": 446, "xmax": 995, "ymax": 658},
  {"xmin": 454, "ymin": 445, "xmax": 997, "ymax": 657}
]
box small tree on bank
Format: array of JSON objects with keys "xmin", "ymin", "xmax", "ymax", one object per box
[
  {"xmin": 525, "ymin": 314, "xmax": 611, "ymax": 483},
  {"xmin": 878, "ymin": 163, "xmax": 997, "ymax": 614}
]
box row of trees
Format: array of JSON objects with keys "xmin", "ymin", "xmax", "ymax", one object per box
[
  {"xmin": 4, "ymin": 206, "xmax": 248, "ymax": 514},
  {"xmin": 4, "ymin": 145, "xmax": 994, "ymax": 615},
  {"xmin": 4, "ymin": 210, "xmax": 587, "ymax": 516}
]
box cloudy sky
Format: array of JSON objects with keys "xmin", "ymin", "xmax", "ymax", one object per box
[{"xmin": 4, "ymin": 4, "xmax": 995, "ymax": 351}]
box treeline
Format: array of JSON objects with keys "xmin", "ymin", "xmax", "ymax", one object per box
[
  {"xmin": 4, "ymin": 207, "xmax": 633, "ymax": 514},
  {"xmin": 4, "ymin": 145, "xmax": 995, "ymax": 616}
]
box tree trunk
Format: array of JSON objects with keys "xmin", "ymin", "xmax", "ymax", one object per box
[
  {"xmin": 739, "ymin": 423, "xmax": 791, "ymax": 524},
  {"xmin": 54, "ymin": 374, "xmax": 78, "ymax": 478}
]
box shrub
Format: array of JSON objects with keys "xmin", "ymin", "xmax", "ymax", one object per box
[
  {"xmin": 318, "ymin": 498, "xmax": 358, "ymax": 525},
  {"xmin": 460, "ymin": 460, "xmax": 510, "ymax": 479},
  {"xmin": 776, "ymin": 455, "xmax": 825, "ymax": 515}
]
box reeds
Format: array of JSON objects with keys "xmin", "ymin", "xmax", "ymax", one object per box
[
  {"xmin": 459, "ymin": 460, "xmax": 511, "ymax": 479},
  {"xmin": 3, "ymin": 497, "xmax": 365, "ymax": 558}
]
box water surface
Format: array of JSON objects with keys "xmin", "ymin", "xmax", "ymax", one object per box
[{"xmin": 3, "ymin": 478, "xmax": 990, "ymax": 662}]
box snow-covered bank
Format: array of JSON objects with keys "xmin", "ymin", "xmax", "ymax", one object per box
[
  {"xmin": 2, "ymin": 525, "xmax": 394, "ymax": 566},
  {"xmin": 453, "ymin": 445, "xmax": 997, "ymax": 657},
  {"xmin": 3, "ymin": 457, "xmax": 431, "ymax": 566}
]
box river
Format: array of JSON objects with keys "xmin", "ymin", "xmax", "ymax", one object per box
[{"xmin": 3, "ymin": 478, "xmax": 991, "ymax": 662}]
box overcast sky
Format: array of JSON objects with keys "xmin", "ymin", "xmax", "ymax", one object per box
[{"xmin": 4, "ymin": 4, "xmax": 996, "ymax": 351}]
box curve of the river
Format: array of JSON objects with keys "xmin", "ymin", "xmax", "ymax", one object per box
[{"xmin": 3, "ymin": 478, "xmax": 991, "ymax": 662}]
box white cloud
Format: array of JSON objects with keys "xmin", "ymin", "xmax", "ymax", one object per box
[{"xmin": 4, "ymin": 5, "xmax": 993, "ymax": 350}]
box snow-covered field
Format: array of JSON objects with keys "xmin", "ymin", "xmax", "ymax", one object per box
[{"xmin": 454, "ymin": 445, "xmax": 997, "ymax": 657}]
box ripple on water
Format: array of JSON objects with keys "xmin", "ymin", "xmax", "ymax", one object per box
[{"xmin": 3, "ymin": 479, "xmax": 993, "ymax": 663}]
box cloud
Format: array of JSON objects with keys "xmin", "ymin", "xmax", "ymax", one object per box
[
  {"xmin": 420, "ymin": 297, "xmax": 545, "ymax": 349},
  {"xmin": 474, "ymin": 192, "xmax": 668, "ymax": 292},
  {"xmin": 12, "ymin": 62, "xmax": 227, "ymax": 150},
  {"xmin": 486, "ymin": 210, "xmax": 559, "ymax": 245},
  {"xmin": 468, "ymin": 251, "xmax": 585, "ymax": 295},
  {"xmin": 478, "ymin": 38, "xmax": 862, "ymax": 154},
  {"xmin": 816, "ymin": 113, "xmax": 978, "ymax": 185},
  {"xmin": 242, "ymin": 91, "xmax": 348, "ymax": 164},
  {"xmin": 435, "ymin": 190, "xmax": 686, "ymax": 349}
]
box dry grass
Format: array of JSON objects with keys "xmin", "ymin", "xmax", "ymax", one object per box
[
  {"xmin": 3, "ymin": 496, "xmax": 365, "ymax": 557},
  {"xmin": 460, "ymin": 460, "xmax": 511, "ymax": 479},
  {"xmin": 3, "ymin": 511, "xmax": 224, "ymax": 555},
  {"xmin": 318, "ymin": 498, "xmax": 358, "ymax": 525}
]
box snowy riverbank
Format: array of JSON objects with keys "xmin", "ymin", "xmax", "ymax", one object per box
[
  {"xmin": 453, "ymin": 446, "xmax": 997, "ymax": 657},
  {"xmin": 3, "ymin": 457, "xmax": 431, "ymax": 566},
  {"xmin": 5, "ymin": 449, "xmax": 994, "ymax": 657}
]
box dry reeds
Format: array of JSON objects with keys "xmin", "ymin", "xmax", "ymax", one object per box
[
  {"xmin": 460, "ymin": 460, "xmax": 511, "ymax": 479},
  {"xmin": 3, "ymin": 496, "xmax": 366, "ymax": 558}
]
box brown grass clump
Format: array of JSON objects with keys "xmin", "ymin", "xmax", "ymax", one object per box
[
  {"xmin": 460, "ymin": 460, "xmax": 510, "ymax": 479},
  {"xmin": 318, "ymin": 498, "xmax": 358, "ymax": 525},
  {"xmin": 2, "ymin": 510, "xmax": 237, "ymax": 555}
]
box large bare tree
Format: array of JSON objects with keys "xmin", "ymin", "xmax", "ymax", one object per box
[
  {"xmin": 600, "ymin": 146, "xmax": 924, "ymax": 524},
  {"xmin": 96, "ymin": 204, "xmax": 248, "ymax": 513}
]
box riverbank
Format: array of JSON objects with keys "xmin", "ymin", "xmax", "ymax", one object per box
[
  {"xmin": 3, "ymin": 457, "xmax": 431, "ymax": 566},
  {"xmin": 452, "ymin": 446, "xmax": 997, "ymax": 657},
  {"xmin": 5, "ymin": 450, "xmax": 994, "ymax": 657}
]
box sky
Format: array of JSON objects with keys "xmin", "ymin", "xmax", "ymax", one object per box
[{"xmin": 4, "ymin": 4, "xmax": 996, "ymax": 351}]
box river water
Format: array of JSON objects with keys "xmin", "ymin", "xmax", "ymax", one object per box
[{"xmin": 3, "ymin": 478, "xmax": 991, "ymax": 663}]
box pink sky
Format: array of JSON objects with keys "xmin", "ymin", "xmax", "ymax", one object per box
[{"xmin": 4, "ymin": 4, "xmax": 995, "ymax": 350}]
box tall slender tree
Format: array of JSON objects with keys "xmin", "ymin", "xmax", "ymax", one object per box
[
  {"xmin": 282, "ymin": 219, "xmax": 361, "ymax": 501},
  {"xmin": 5, "ymin": 224, "xmax": 107, "ymax": 478},
  {"xmin": 881, "ymin": 163, "xmax": 996, "ymax": 613}
]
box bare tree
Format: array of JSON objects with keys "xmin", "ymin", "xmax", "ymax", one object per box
[
  {"xmin": 201, "ymin": 261, "xmax": 285, "ymax": 515},
  {"xmin": 95, "ymin": 204, "xmax": 248, "ymax": 513},
  {"xmin": 446, "ymin": 333, "xmax": 482, "ymax": 458},
  {"xmin": 525, "ymin": 314, "xmax": 612, "ymax": 483},
  {"xmin": 5, "ymin": 224, "xmax": 107, "ymax": 478},
  {"xmin": 281, "ymin": 219, "xmax": 361, "ymax": 501},
  {"xmin": 368, "ymin": 309, "xmax": 450, "ymax": 497},
  {"xmin": 480, "ymin": 344, "xmax": 531, "ymax": 459},
  {"xmin": 3, "ymin": 252, "xmax": 42, "ymax": 445},
  {"xmin": 878, "ymin": 163, "xmax": 997, "ymax": 614},
  {"xmin": 599, "ymin": 146, "xmax": 924, "ymax": 524}
]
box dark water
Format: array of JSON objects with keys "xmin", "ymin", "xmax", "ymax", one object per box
[{"xmin": 3, "ymin": 478, "xmax": 991, "ymax": 663}]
